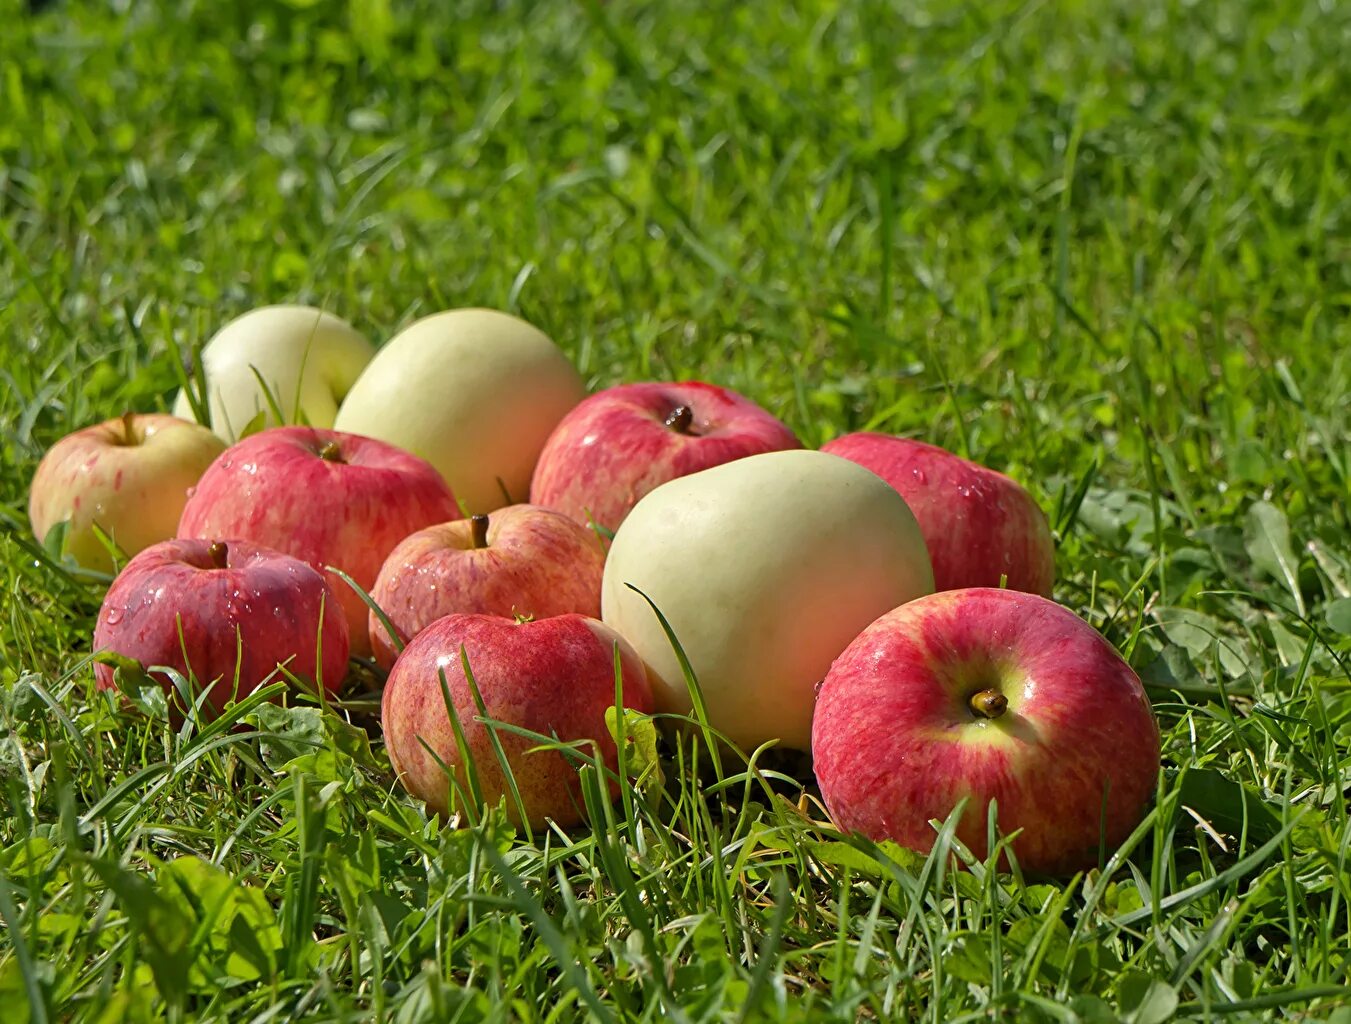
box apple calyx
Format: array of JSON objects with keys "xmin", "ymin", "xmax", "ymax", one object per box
[
  {"xmin": 208, "ymin": 541, "xmax": 229, "ymax": 569},
  {"xmin": 317, "ymin": 440, "xmax": 346, "ymax": 464},
  {"xmin": 664, "ymin": 404, "xmax": 696, "ymax": 435},
  {"xmin": 968, "ymin": 688, "xmax": 1008, "ymax": 720},
  {"xmin": 471, "ymin": 513, "xmax": 490, "ymax": 549}
]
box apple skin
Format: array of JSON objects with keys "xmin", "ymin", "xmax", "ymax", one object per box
[
  {"xmin": 368, "ymin": 504, "xmax": 607, "ymax": 670},
  {"xmin": 381, "ymin": 613, "xmax": 653, "ymax": 828},
  {"xmin": 601, "ymin": 449, "xmax": 934, "ymax": 752},
  {"xmin": 93, "ymin": 538, "xmax": 350, "ymax": 714},
  {"xmin": 172, "ymin": 305, "xmax": 374, "ymax": 442},
  {"xmin": 177, "ymin": 426, "xmax": 459, "ymax": 658},
  {"xmin": 811, "ymin": 588, "xmax": 1160, "ymax": 876},
  {"xmin": 820, "ymin": 432, "xmax": 1055, "ymax": 597},
  {"xmin": 28, "ymin": 413, "xmax": 227, "ymax": 573},
  {"xmin": 529, "ymin": 380, "xmax": 802, "ymax": 534},
  {"xmin": 333, "ymin": 309, "xmax": 586, "ymax": 514}
]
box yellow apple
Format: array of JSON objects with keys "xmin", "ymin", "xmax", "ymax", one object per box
[
  {"xmin": 173, "ymin": 305, "xmax": 373, "ymax": 442},
  {"xmin": 601, "ymin": 449, "xmax": 934, "ymax": 752},
  {"xmin": 28, "ymin": 413, "xmax": 227, "ymax": 573},
  {"xmin": 333, "ymin": 309, "xmax": 586, "ymax": 513}
]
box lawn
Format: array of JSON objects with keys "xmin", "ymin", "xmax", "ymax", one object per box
[{"xmin": 2, "ymin": 0, "xmax": 1350, "ymax": 1020}]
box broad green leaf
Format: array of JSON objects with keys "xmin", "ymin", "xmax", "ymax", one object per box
[
  {"xmin": 81, "ymin": 859, "xmax": 194, "ymax": 1006},
  {"xmin": 244, "ymin": 704, "xmax": 326, "ymax": 771},
  {"xmin": 1244, "ymin": 500, "xmax": 1305, "ymax": 615},
  {"xmin": 40, "ymin": 519, "xmax": 69, "ymax": 561},
  {"xmin": 1171, "ymin": 767, "xmax": 1283, "ymax": 842},
  {"xmin": 1069, "ymin": 994, "xmax": 1120, "ymax": 1023},
  {"xmin": 605, "ymin": 705, "xmax": 662, "ymax": 790},
  {"xmin": 1119, "ymin": 974, "xmax": 1178, "ymax": 1024},
  {"xmin": 1324, "ymin": 597, "xmax": 1351, "ymax": 634},
  {"xmin": 158, "ymin": 855, "xmax": 281, "ymax": 985}
]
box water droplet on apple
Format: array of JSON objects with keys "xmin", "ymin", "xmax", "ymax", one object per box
[
  {"xmin": 956, "ymin": 484, "xmax": 973, "ymax": 497},
  {"xmin": 105, "ymin": 607, "xmax": 124, "ymax": 626},
  {"xmin": 911, "ymin": 468, "xmax": 927, "ymax": 484}
]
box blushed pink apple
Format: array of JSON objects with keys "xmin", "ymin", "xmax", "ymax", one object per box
[
  {"xmin": 28, "ymin": 413, "xmax": 226, "ymax": 573},
  {"xmin": 382, "ymin": 613, "xmax": 652, "ymax": 828},
  {"xmin": 368, "ymin": 504, "xmax": 606, "ymax": 670},
  {"xmin": 821, "ymin": 433, "xmax": 1055, "ymax": 596},
  {"xmin": 530, "ymin": 381, "xmax": 801, "ymax": 533},
  {"xmin": 812, "ymin": 588, "xmax": 1160, "ymax": 875},
  {"xmin": 178, "ymin": 426, "xmax": 459, "ymax": 657},
  {"xmin": 93, "ymin": 538, "xmax": 349, "ymax": 714}
]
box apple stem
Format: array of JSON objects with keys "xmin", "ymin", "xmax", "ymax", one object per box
[
  {"xmin": 471, "ymin": 513, "xmax": 489, "ymax": 549},
  {"xmin": 318, "ymin": 440, "xmax": 345, "ymax": 463},
  {"xmin": 664, "ymin": 405, "xmax": 694, "ymax": 434},
  {"xmin": 120, "ymin": 411, "xmax": 137, "ymax": 445},
  {"xmin": 208, "ymin": 541, "xmax": 228, "ymax": 569},
  {"xmin": 969, "ymin": 689, "xmax": 1008, "ymax": 720}
]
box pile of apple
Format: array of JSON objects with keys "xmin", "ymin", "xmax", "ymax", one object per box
[{"xmin": 29, "ymin": 305, "xmax": 1160, "ymax": 875}]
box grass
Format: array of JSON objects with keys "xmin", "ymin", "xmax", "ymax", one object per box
[{"xmin": 2, "ymin": 0, "xmax": 1350, "ymax": 1019}]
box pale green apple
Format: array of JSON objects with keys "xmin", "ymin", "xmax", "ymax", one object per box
[
  {"xmin": 601, "ymin": 449, "xmax": 935, "ymax": 752},
  {"xmin": 173, "ymin": 305, "xmax": 373, "ymax": 442},
  {"xmin": 333, "ymin": 309, "xmax": 586, "ymax": 514}
]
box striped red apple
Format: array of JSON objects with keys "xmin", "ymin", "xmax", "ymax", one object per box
[{"xmin": 812, "ymin": 588, "xmax": 1160, "ymax": 875}]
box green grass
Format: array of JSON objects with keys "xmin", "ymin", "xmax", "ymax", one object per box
[{"xmin": 3, "ymin": 0, "xmax": 1351, "ymax": 1019}]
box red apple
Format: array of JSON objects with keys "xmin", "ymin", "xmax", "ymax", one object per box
[
  {"xmin": 381, "ymin": 613, "xmax": 652, "ymax": 828},
  {"xmin": 93, "ymin": 538, "xmax": 349, "ymax": 714},
  {"xmin": 812, "ymin": 588, "xmax": 1160, "ymax": 875},
  {"xmin": 28, "ymin": 413, "xmax": 226, "ymax": 573},
  {"xmin": 530, "ymin": 381, "xmax": 801, "ymax": 533},
  {"xmin": 368, "ymin": 504, "xmax": 606, "ymax": 670},
  {"xmin": 820, "ymin": 433, "xmax": 1055, "ymax": 596},
  {"xmin": 177, "ymin": 426, "xmax": 459, "ymax": 657}
]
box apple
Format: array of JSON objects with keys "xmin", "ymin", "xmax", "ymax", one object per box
[
  {"xmin": 821, "ymin": 432, "xmax": 1055, "ymax": 596},
  {"xmin": 177, "ymin": 426, "xmax": 459, "ymax": 657},
  {"xmin": 368, "ymin": 504, "xmax": 607, "ymax": 669},
  {"xmin": 172, "ymin": 305, "xmax": 374, "ymax": 442},
  {"xmin": 529, "ymin": 380, "xmax": 802, "ymax": 534},
  {"xmin": 381, "ymin": 613, "xmax": 653, "ymax": 828},
  {"xmin": 28, "ymin": 412, "xmax": 227, "ymax": 573},
  {"xmin": 93, "ymin": 538, "xmax": 349, "ymax": 714},
  {"xmin": 601, "ymin": 449, "xmax": 933, "ymax": 751},
  {"xmin": 333, "ymin": 308, "xmax": 586, "ymax": 514},
  {"xmin": 811, "ymin": 588, "xmax": 1160, "ymax": 875}
]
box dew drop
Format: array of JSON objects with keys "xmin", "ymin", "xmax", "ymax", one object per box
[
  {"xmin": 105, "ymin": 607, "xmax": 124, "ymax": 626},
  {"xmin": 911, "ymin": 468, "xmax": 927, "ymax": 484}
]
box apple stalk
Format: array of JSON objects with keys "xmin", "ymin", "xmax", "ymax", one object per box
[
  {"xmin": 664, "ymin": 405, "xmax": 694, "ymax": 434},
  {"xmin": 471, "ymin": 514, "xmax": 490, "ymax": 549}
]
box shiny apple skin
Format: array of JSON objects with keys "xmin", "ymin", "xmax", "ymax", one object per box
[
  {"xmin": 177, "ymin": 426, "xmax": 459, "ymax": 657},
  {"xmin": 821, "ymin": 433, "xmax": 1055, "ymax": 596},
  {"xmin": 381, "ymin": 613, "xmax": 652, "ymax": 828},
  {"xmin": 812, "ymin": 588, "xmax": 1160, "ymax": 876},
  {"xmin": 530, "ymin": 380, "xmax": 801, "ymax": 533},
  {"xmin": 93, "ymin": 538, "xmax": 349, "ymax": 713},
  {"xmin": 368, "ymin": 504, "xmax": 606, "ymax": 670}
]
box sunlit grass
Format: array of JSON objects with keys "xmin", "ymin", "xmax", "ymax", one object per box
[{"xmin": 2, "ymin": 0, "xmax": 1350, "ymax": 1019}]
